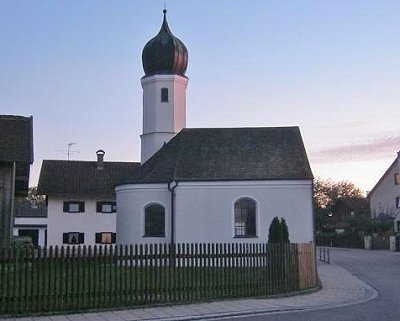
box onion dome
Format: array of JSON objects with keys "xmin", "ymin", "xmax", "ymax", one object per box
[{"xmin": 142, "ymin": 9, "xmax": 188, "ymax": 76}]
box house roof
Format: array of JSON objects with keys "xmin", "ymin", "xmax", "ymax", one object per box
[
  {"xmin": 126, "ymin": 127, "xmax": 313, "ymax": 184},
  {"xmin": 0, "ymin": 115, "xmax": 33, "ymax": 164},
  {"xmin": 368, "ymin": 158, "xmax": 398, "ymax": 197},
  {"xmin": 38, "ymin": 160, "xmax": 140, "ymax": 197}
]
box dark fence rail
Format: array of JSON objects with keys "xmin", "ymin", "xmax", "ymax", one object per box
[
  {"xmin": 316, "ymin": 233, "xmax": 364, "ymax": 249},
  {"xmin": 0, "ymin": 242, "xmax": 316, "ymax": 315}
]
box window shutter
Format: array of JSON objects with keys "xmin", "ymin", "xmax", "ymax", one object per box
[
  {"xmin": 78, "ymin": 233, "xmax": 85, "ymax": 244},
  {"xmin": 96, "ymin": 202, "xmax": 102, "ymax": 213},
  {"xmin": 63, "ymin": 233, "xmax": 69, "ymax": 244},
  {"xmin": 79, "ymin": 202, "xmax": 85, "ymax": 212},
  {"xmin": 95, "ymin": 233, "xmax": 101, "ymax": 244},
  {"xmin": 63, "ymin": 202, "xmax": 69, "ymax": 212},
  {"xmin": 111, "ymin": 233, "xmax": 116, "ymax": 244}
]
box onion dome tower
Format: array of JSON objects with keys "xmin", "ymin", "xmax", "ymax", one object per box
[{"xmin": 140, "ymin": 9, "xmax": 189, "ymax": 163}]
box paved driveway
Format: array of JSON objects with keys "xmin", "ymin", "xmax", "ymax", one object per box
[{"xmin": 236, "ymin": 248, "xmax": 400, "ymax": 321}]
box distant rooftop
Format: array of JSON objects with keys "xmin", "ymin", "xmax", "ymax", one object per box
[{"xmin": 38, "ymin": 160, "xmax": 140, "ymax": 197}]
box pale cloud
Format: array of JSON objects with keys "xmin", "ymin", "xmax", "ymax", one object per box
[{"xmin": 309, "ymin": 134, "xmax": 400, "ymax": 163}]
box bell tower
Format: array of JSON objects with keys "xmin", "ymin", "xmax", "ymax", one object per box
[{"xmin": 140, "ymin": 9, "xmax": 189, "ymax": 163}]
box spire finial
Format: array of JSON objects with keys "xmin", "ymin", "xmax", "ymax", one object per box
[{"xmin": 163, "ymin": 3, "xmax": 167, "ymax": 15}]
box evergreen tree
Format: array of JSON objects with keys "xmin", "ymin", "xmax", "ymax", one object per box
[
  {"xmin": 268, "ymin": 216, "xmax": 290, "ymax": 243},
  {"xmin": 268, "ymin": 216, "xmax": 282, "ymax": 243},
  {"xmin": 280, "ymin": 218, "xmax": 290, "ymax": 243}
]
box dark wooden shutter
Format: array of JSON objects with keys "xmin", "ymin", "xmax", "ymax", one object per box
[
  {"xmin": 63, "ymin": 202, "xmax": 69, "ymax": 212},
  {"xmin": 63, "ymin": 233, "xmax": 69, "ymax": 244},
  {"xmin": 111, "ymin": 233, "xmax": 116, "ymax": 244},
  {"xmin": 96, "ymin": 202, "xmax": 102, "ymax": 213},
  {"xmin": 79, "ymin": 202, "xmax": 85, "ymax": 212},
  {"xmin": 95, "ymin": 233, "xmax": 101, "ymax": 244},
  {"xmin": 78, "ymin": 233, "xmax": 84, "ymax": 244}
]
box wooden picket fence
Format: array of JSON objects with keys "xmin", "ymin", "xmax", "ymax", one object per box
[{"xmin": 0, "ymin": 242, "xmax": 317, "ymax": 315}]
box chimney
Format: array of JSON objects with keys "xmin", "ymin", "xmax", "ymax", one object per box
[{"xmin": 96, "ymin": 149, "xmax": 105, "ymax": 170}]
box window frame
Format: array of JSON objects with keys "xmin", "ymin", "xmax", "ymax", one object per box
[
  {"xmin": 144, "ymin": 203, "xmax": 166, "ymax": 238},
  {"xmin": 395, "ymin": 173, "xmax": 400, "ymax": 185},
  {"xmin": 63, "ymin": 201, "xmax": 85, "ymax": 213},
  {"xmin": 234, "ymin": 197, "xmax": 257, "ymax": 238},
  {"xmin": 95, "ymin": 232, "xmax": 116, "ymax": 244},
  {"xmin": 96, "ymin": 201, "xmax": 117, "ymax": 214},
  {"xmin": 396, "ymin": 197, "xmax": 400, "ymax": 209},
  {"xmin": 62, "ymin": 232, "xmax": 84, "ymax": 244}
]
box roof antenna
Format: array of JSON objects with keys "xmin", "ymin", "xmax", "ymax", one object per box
[{"xmin": 56, "ymin": 142, "xmax": 80, "ymax": 161}]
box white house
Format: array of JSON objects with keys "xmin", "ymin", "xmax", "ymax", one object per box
[
  {"xmin": 13, "ymin": 200, "xmax": 48, "ymax": 247},
  {"xmin": 369, "ymin": 151, "xmax": 400, "ymax": 232},
  {"xmin": 116, "ymin": 10, "xmax": 314, "ymax": 245},
  {"xmin": 38, "ymin": 150, "xmax": 139, "ymax": 246}
]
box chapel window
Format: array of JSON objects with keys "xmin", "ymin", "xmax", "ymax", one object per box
[
  {"xmin": 161, "ymin": 88, "xmax": 168, "ymax": 102},
  {"xmin": 144, "ymin": 204, "xmax": 165, "ymax": 237},
  {"xmin": 234, "ymin": 198, "xmax": 256, "ymax": 237}
]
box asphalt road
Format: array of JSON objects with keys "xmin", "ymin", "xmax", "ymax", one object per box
[{"xmin": 233, "ymin": 248, "xmax": 400, "ymax": 321}]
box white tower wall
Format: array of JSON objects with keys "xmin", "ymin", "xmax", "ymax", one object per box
[{"xmin": 140, "ymin": 74, "xmax": 188, "ymax": 163}]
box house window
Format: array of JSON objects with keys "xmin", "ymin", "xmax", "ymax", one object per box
[
  {"xmin": 161, "ymin": 88, "xmax": 168, "ymax": 102},
  {"xmin": 96, "ymin": 201, "xmax": 117, "ymax": 213},
  {"xmin": 63, "ymin": 201, "xmax": 85, "ymax": 213},
  {"xmin": 234, "ymin": 198, "xmax": 256, "ymax": 237},
  {"xmin": 95, "ymin": 232, "xmax": 116, "ymax": 244},
  {"xmin": 63, "ymin": 232, "xmax": 84, "ymax": 244},
  {"xmin": 395, "ymin": 173, "xmax": 400, "ymax": 185},
  {"xmin": 144, "ymin": 204, "xmax": 165, "ymax": 237},
  {"xmin": 396, "ymin": 197, "xmax": 400, "ymax": 209}
]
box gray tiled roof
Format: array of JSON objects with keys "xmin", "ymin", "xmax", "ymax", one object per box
[
  {"xmin": 126, "ymin": 127, "xmax": 313, "ymax": 184},
  {"xmin": 38, "ymin": 160, "xmax": 140, "ymax": 197},
  {"xmin": 0, "ymin": 115, "xmax": 33, "ymax": 163}
]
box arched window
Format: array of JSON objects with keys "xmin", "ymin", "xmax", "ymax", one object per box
[
  {"xmin": 144, "ymin": 204, "xmax": 165, "ymax": 237},
  {"xmin": 234, "ymin": 198, "xmax": 256, "ymax": 237}
]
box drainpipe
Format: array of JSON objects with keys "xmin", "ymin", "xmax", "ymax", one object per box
[{"xmin": 167, "ymin": 181, "xmax": 179, "ymax": 245}]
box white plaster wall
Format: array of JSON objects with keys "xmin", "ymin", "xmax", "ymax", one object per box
[
  {"xmin": 140, "ymin": 132, "xmax": 175, "ymax": 163},
  {"xmin": 47, "ymin": 197, "xmax": 116, "ymax": 246},
  {"xmin": 140, "ymin": 74, "xmax": 188, "ymax": 163},
  {"xmin": 175, "ymin": 181, "xmax": 314, "ymax": 244},
  {"xmin": 369, "ymin": 163, "xmax": 400, "ymax": 219},
  {"xmin": 116, "ymin": 180, "xmax": 314, "ymax": 245},
  {"xmin": 116, "ymin": 184, "xmax": 170, "ymax": 245}
]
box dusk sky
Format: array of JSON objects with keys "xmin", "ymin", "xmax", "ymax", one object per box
[{"xmin": 1, "ymin": 0, "xmax": 399, "ymax": 193}]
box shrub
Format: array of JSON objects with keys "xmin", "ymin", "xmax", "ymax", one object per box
[{"xmin": 268, "ymin": 216, "xmax": 290, "ymax": 243}]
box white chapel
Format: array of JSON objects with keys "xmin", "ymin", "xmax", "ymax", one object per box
[{"xmin": 116, "ymin": 10, "xmax": 315, "ymax": 245}]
